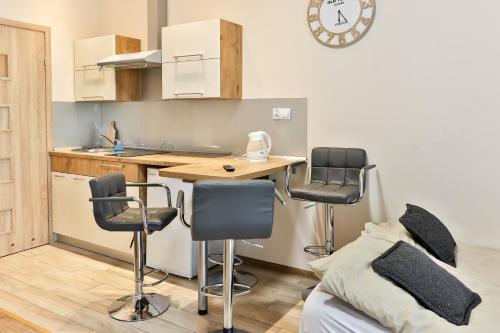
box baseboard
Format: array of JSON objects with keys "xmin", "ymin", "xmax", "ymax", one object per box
[
  {"xmin": 57, "ymin": 234, "xmax": 134, "ymax": 264},
  {"xmin": 239, "ymin": 255, "xmax": 317, "ymax": 280}
]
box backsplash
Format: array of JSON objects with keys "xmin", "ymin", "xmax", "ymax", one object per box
[
  {"xmin": 53, "ymin": 85, "xmax": 307, "ymax": 156},
  {"xmin": 52, "ymin": 102, "xmax": 101, "ymax": 148},
  {"xmin": 100, "ymin": 98, "xmax": 307, "ymax": 156}
]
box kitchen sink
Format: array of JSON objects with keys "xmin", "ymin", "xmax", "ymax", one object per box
[{"xmin": 72, "ymin": 146, "xmax": 231, "ymax": 158}]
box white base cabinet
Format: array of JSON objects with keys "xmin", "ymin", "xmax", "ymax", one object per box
[
  {"xmin": 51, "ymin": 172, "xmax": 138, "ymax": 255},
  {"xmin": 146, "ymin": 168, "xmax": 221, "ymax": 278}
]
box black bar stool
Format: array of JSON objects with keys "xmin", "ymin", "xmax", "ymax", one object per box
[
  {"xmin": 89, "ymin": 172, "xmax": 178, "ymax": 322},
  {"xmin": 177, "ymin": 180, "xmax": 275, "ymax": 333},
  {"xmin": 286, "ymin": 147, "xmax": 376, "ymax": 257}
]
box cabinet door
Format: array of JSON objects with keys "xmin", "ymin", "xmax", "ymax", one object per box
[
  {"xmin": 51, "ymin": 173, "xmax": 72, "ymax": 236},
  {"xmin": 75, "ymin": 69, "xmax": 116, "ymax": 101},
  {"xmin": 162, "ymin": 59, "xmax": 220, "ymax": 99},
  {"xmin": 162, "ymin": 19, "xmax": 220, "ymax": 63},
  {"xmin": 75, "ymin": 35, "xmax": 115, "ymax": 70}
]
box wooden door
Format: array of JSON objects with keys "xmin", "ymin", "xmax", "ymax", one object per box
[{"xmin": 0, "ymin": 21, "xmax": 50, "ymax": 256}]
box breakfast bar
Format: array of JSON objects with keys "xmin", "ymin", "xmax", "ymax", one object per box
[{"xmin": 49, "ymin": 149, "xmax": 306, "ymax": 316}]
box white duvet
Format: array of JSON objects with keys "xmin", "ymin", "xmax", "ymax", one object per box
[{"xmin": 307, "ymin": 222, "xmax": 500, "ymax": 333}]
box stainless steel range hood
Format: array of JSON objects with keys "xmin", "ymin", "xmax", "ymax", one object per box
[
  {"xmin": 97, "ymin": 50, "xmax": 161, "ymax": 69},
  {"xmin": 97, "ymin": 0, "xmax": 167, "ymax": 70}
]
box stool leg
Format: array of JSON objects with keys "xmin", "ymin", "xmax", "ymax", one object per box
[
  {"xmin": 198, "ymin": 240, "xmax": 209, "ymax": 315},
  {"xmin": 134, "ymin": 231, "xmax": 145, "ymax": 300},
  {"xmin": 223, "ymin": 239, "xmax": 235, "ymax": 331},
  {"xmin": 325, "ymin": 204, "xmax": 334, "ymax": 255}
]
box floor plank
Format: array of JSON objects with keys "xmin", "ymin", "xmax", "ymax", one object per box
[{"xmin": 0, "ymin": 243, "xmax": 315, "ymax": 333}]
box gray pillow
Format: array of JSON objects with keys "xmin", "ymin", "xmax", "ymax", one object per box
[
  {"xmin": 399, "ymin": 204, "xmax": 456, "ymax": 267},
  {"xmin": 372, "ymin": 241, "xmax": 481, "ymax": 326}
]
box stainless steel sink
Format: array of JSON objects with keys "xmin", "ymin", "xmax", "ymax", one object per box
[{"xmin": 72, "ymin": 147, "xmax": 114, "ymax": 154}]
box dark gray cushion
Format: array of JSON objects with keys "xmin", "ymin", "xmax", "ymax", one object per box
[
  {"xmin": 399, "ymin": 204, "xmax": 456, "ymax": 267},
  {"xmin": 108, "ymin": 207, "xmax": 177, "ymax": 232},
  {"xmin": 191, "ymin": 180, "xmax": 275, "ymax": 241},
  {"xmin": 289, "ymin": 183, "xmax": 359, "ymax": 204},
  {"xmin": 310, "ymin": 147, "xmax": 366, "ymax": 185},
  {"xmin": 372, "ymin": 241, "xmax": 481, "ymax": 326}
]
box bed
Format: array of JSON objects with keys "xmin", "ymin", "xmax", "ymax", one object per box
[{"xmin": 299, "ymin": 222, "xmax": 500, "ymax": 333}]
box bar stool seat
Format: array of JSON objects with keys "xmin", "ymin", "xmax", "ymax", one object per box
[
  {"xmin": 289, "ymin": 183, "xmax": 360, "ymax": 204},
  {"xmin": 108, "ymin": 207, "xmax": 177, "ymax": 232}
]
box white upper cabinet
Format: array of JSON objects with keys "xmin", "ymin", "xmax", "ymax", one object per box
[
  {"xmin": 75, "ymin": 35, "xmax": 116, "ymax": 70},
  {"xmin": 74, "ymin": 35, "xmax": 141, "ymax": 102},
  {"xmin": 162, "ymin": 19, "xmax": 221, "ymax": 62},
  {"xmin": 162, "ymin": 19, "xmax": 242, "ymax": 100}
]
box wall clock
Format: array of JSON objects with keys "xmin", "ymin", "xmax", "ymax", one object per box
[{"xmin": 308, "ymin": 0, "xmax": 376, "ymax": 48}]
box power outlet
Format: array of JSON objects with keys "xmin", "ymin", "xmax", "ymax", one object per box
[{"xmin": 272, "ymin": 108, "xmax": 291, "ymax": 120}]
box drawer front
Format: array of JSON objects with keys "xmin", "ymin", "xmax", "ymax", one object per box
[
  {"xmin": 51, "ymin": 156, "xmax": 93, "ymax": 176},
  {"xmin": 75, "ymin": 35, "xmax": 115, "ymax": 70},
  {"xmin": 162, "ymin": 58, "xmax": 220, "ymax": 99},
  {"xmin": 91, "ymin": 160, "xmax": 140, "ymax": 182},
  {"xmin": 75, "ymin": 69, "xmax": 116, "ymax": 101},
  {"xmin": 162, "ymin": 19, "xmax": 220, "ymax": 63}
]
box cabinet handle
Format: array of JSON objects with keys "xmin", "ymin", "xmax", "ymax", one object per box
[
  {"xmin": 173, "ymin": 92, "xmax": 204, "ymax": 97},
  {"xmin": 73, "ymin": 177, "xmax": 86, "ymax": 181},
  {"xmin": 83, "ymin": 96, "xmax": 105, "ymax": 99},
  {"xmin": 173, "ymin": 53, "xmax": 204, "ymax": 60},
  {"xmin": 99, "ymin": 163, "xmax": 125, "ymax": 169},
  {"xmin": 53, "ymin": 175, "xmax": 65, "ymax": 179}
]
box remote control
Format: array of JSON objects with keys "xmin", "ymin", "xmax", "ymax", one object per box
[{"xmin": 223, "ymin": 164, "xmax": 236, "ymax": 172}]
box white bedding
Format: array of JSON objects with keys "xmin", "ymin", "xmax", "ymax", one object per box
[
  {"xmin": 300, "ymin": 222, "xmax": 500, "ymax": 333},
  {"xmin": 300, "ymin": 285, "xmax": 390, "ymax": 333}
]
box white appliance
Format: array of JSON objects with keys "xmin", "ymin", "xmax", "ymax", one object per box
[
  {"xmin": 246, "ymin": 131, "xmax": 272, "ymax": 162},
  {"xmin": 97, "ymin": 50, "xmax": 162, "ymax": 69},
  {"xmin": 146, "ymin": 168, "xmax": 220, "ymax": 278}
]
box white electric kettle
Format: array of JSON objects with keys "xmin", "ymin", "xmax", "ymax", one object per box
[{"xmin": 246, "ymin": 131, "xmax": 272, "ymax": 162}]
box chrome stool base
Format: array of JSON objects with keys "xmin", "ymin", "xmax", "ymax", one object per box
[
  {"xmin": 201, "ymin": 283, "xmax": 251, "ymax": 298},
  {"xmin": 303, "ymin": 245, "xmax": 335, "ymax": 257},
  {"xmin": 210, "ymin": 329, "xmax": 249, "ymax": 333},
  {"xmin": 208, "ymin": 270, "xmax": 258, "ymax": 288},
  {"xmin": 109, "ymin": 293, "xmax": 170, "ymax": 322}
]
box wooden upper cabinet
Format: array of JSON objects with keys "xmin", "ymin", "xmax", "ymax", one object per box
[
  {"xmin": 162, "ymin": 19, "xmax": 242, "ymax": 100},
  {"xmin": 74, "ymin": 35, "xmax": 141, "ymax": 102}
]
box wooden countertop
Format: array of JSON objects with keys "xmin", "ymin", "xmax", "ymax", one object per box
[
  {"xmin": 49, "ymin": 150, "xmax": 305, "ymax": 181},
  {"xmin": 158, "ymin": 156, "xmax": 301, "ymax": 181},
  {"xmin": 49, "ymin": 150, "xmax": 228, "ymax": 167}
]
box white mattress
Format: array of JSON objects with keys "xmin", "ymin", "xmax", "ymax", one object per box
[{"xmin": 300, "ymin": 285, "xmax": 390, "ymax": 333}]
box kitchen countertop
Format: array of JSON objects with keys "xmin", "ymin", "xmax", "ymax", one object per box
[
  {"xmin": 49, "ymin": 150, "xmax": 306, "ymax": 181},
  {"xmin": 49, "ymin": 150, "xmax": 229, "ymax": 167}
]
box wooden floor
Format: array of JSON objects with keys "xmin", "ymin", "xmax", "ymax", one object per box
[{"xmin": 0, "ymin": 243, "xmax": 317, "ymax": 333}]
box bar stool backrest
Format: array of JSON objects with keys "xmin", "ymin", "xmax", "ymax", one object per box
[
  {"xmin": 89, "ymin": 172, "xmax": 129, "ymax": 230},
  {"xmin": 191, "ymin": 180, "xmax": 275, "ymax": 241}
]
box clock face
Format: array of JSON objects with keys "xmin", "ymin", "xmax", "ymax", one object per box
[{"xmin": 308, "ymin": 0, "xmax": 376, "ymax": 48}]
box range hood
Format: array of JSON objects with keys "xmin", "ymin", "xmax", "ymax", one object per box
[
  {"xmin": 97, "ymin": 50, "xmax": 161, "ymax": 69},
  {"xmin": 97, "ymin": 0, "xmax": 167, "ymax": 70}
]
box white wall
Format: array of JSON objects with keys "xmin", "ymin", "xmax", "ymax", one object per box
[
  {"xmin": 99, "ymin": 0, "xmax": 148, "ymax": 50},
  {"xmin": 0, "ymin": 0, "xmax": 103, "ymax": 101},
  {"xmin": 165, "ymin": 0, "xmax": 500, "ymax": 255},
  {"xmin": 4, "ymin": 0, "xmax": 500, "ymax": 269}
]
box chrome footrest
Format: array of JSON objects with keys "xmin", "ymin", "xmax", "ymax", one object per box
[
  {"xmin": 304, "ymin": 245, "xmax": 335, "ymax": 257},
  {"xmin": 200, "ymin": 283, "xmax": 252, "ymax": 298},
  {"xmin": 143, "ymin": 268, "xmax": 169, "ymax": 288},
  {"xmin": 208, "ymin": 254, "xmax": 243, "ymax": 266}
]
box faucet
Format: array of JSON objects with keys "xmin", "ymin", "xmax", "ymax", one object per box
[{"xmin": 100, "ymin": 134, "xmax": 117, "ymax": 147}]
